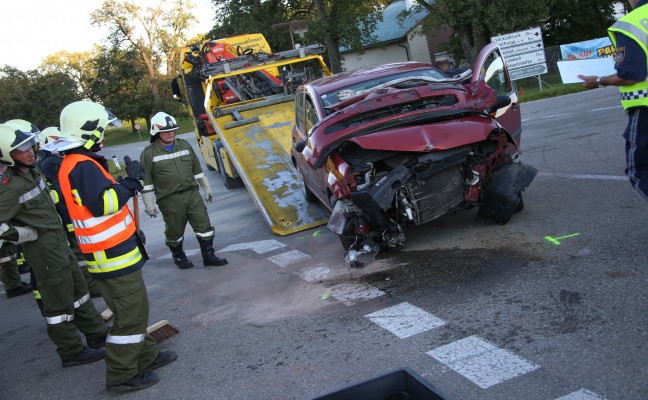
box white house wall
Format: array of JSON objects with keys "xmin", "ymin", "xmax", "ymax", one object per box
[
  {"xmin": 341, "ymin": 43, "xmax": 411, "ymax": 72},
  {"xmin": 408, "ymin": 25, "xmax": 432, "ymax": 64}
]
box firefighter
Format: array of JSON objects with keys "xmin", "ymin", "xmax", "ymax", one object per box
[
  {"xmin": 139, "ymin": 111, "xmax": 228, "ymax": 269},
  {"xmin": 0, "ymin": 122, "xmax": 108, "ymax": 367},
  {"xmin": 50, "ymin": 101, "xmax": 176, "ymax": 392}
]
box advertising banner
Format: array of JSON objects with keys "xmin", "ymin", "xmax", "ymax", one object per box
[{"xmin": 560, "ymin": 37, "xmax": 616, "ymax": 60}]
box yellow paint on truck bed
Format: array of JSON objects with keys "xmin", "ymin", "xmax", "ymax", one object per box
[{"xmin": 210, "ymin": 95, "xmax": 328, "ymax": 235}]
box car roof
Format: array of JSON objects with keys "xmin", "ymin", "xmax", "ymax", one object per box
[{"xmin": 307, "ymin": 61, "xmax": 436, "ymax": 96}]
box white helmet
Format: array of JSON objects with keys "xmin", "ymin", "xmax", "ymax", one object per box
[
  {"xmin": 58, "ymin": 101, "xmax": 122, "ymax": 152},
  {"xmin": 5, "ymin": 119, "xmax": 40, "ymax": 145},
  {"xmin": 0, "ymin": 123, "xmax": 38, "ymax": 166},
  {"xmin": 150, "ymin": 112, "xmax": 178, "ymax": 137},
  {"xmin": 39, "ymin": 127, "xmax": 61, "ymax": 146}
]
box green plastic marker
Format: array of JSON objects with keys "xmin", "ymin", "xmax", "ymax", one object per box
[{"xmin": 544, "ymin": 233, "xmax": 580, "ymax": 245}]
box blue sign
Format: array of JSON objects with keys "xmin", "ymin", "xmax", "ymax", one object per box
[{"xmin": 560, "ymin": 37, "xmax": 615, "ymax": 60}]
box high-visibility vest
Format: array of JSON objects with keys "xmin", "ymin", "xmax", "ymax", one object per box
[
  {"xmin": 609, "ymin": 4, "xmax": 648, "ymax": 110},
  {"xmin": 58, "ymin": 154, "xmax": 136, "ymax": 253}
]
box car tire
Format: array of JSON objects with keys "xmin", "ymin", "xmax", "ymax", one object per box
[
  {"xmin": 296, "ymin": 166, "xmax": 316, "ymax": 202},
  {"xmin": 214, "ymin": 141, "xmax": 243, "ymax": 190}
]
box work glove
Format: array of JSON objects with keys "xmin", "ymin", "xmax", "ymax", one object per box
[
  {"xmin": 9, "ymin": 226, "xmax": 38, "ymax": 244},
  {"xmin": 124, "ymin": 155, "xmax": 145, "ymax": 180},
  {"xmin": 197, "ymin": 176, "xmax": 213, "ymax": 203},
  {"xmin": 119, "ymin": 176, "xmax": 143, "ymax": 193},
  {"xmin": 141, "ymin": 191, "xmax": 159, "ymax": 218}
]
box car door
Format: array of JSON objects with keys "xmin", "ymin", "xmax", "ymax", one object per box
[{"xmin": 472, "ymin": 43, "xmax": 522, "ymax": 146}]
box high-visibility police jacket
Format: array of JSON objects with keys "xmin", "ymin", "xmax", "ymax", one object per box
[
  {"xmin": 58, "ymin": 151, "xmax": 144, "ymax": 278},
  {"xmin": 609, "ymin": 3, "xmax": 648, "ymax": 110},
  {"xmin": 139, "ymin": 138, "xmax": 204, "ymax": 200},
  {"xmin": 0, "ymin": 167, "xmax": 63, "ymax": 242}
]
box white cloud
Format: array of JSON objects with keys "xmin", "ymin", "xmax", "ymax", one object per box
[{"xmin": 0, "ymin": 0, "xmax": 215, "ymax": 71}]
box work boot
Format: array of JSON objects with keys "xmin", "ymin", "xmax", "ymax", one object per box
[
  {"xmin": 143, "ymin": 350, "xmax": 178, "ymax": 371},
  {"xmin": 86, "ymin": 332, "xmax": 108, "ymax": 349},
  {"xmin": 6, "ymin": 282, "xmax": 32, "ymax": 298},
  {"xmin": 62, "ymin": 346, "xmax": 105, "ymax": 367},
  {"xmin": 198, "ymin": 239, "xmax": 228, "ymax": 267},
  {"xmin": 106, "ymin": 370, "xmax": 160, "ymax": 392},
  {"xmin": 168, "ymin": 243, "xmax": 193, "ymax": 269}
]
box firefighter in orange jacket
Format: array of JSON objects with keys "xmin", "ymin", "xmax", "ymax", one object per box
[{"xmin": 48, "ymin": 101, "xmax": 177, "ymax": 392}]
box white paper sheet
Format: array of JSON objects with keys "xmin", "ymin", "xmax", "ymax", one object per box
[{"xmin": 557, "ymin": 57, "xmax": 616, "ymax": 83}]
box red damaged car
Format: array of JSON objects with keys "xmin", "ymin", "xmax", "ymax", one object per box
[{"xmin": 291, "ymin": 44, "xmax": 537, "ymax": 267}]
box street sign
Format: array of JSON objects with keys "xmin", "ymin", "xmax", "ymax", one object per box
[
  {"xmin": 500, "ymin": 41, "xmax": 544, "ymax": 58},
  {"xmin": 505, "ymin": 50, "xmax": 546, "ymax": 70},
  {"xmin": 491, "ymin": 27, "xmax": 542, "ymax": 48},
  {"xmin": 509, "ymin": 64, "xmax": 548, "ymax": 80}
]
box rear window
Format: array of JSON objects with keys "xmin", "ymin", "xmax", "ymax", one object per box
[{"xmin": 319, "ymin": 69, "xmax": 447, "ymax": 108}]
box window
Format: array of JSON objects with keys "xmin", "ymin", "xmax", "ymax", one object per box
[
  {"xmin": 304, "ymin": 96, "xmax": 318, "ymax": 135},
  {"xmin": 481, "ymin": 51, "xmax": 511, "ymax": 96}
]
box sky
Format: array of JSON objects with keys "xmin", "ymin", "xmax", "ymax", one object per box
[{"xmin": 0, "ymin": 0, "xmax": 217, "ymax": 71}]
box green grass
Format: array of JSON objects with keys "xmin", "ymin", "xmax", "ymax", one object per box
[
  {"xmin": 103, "ymin": 118, "xmax": 196, "ymax": 146},
  {"xmin": 517, "ymin": 83, "xmax": 587, "ymax": 103}
]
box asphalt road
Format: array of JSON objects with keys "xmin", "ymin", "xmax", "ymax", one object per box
[{"xmin": 1, "ymin": 87, "xmax": 646, "ymax": 400}]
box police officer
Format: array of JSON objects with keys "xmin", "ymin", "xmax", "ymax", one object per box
[
  {"xmin": 0, "ymin": 122, "xmax": 107, "ymax": 367},
  {"xmin": 50, "ymin": 101, "xmax": 176, "ymax": 392},
  {"xmin": 578, "ymin": 0, "xmax": 648, "ymax": 201},
  {"xmin": 139, "ymin": 111, "xmax": 227, "ymax": 269}
]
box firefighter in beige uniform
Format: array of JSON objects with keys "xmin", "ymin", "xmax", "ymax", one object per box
[
  {"xmin": 139, "ymin": 112, "xmax": 227, "ymax": 269},
  {"xmin": 0, "ymin": 122, "xmax": 107, "ymax": 367}
]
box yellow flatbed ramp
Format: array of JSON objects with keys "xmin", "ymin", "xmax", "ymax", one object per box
[{"xmin": 212, "ymin": 95, "xmax": 329, "ymax": 235}]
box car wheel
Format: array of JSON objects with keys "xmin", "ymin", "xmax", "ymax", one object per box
[
  {"xmin": 515, "ymin": 192, "xmax": 524, "ymax": 212},
  {"xmin": 214, "ymin": 142, "xmax": 243, "ymax": 189},
  {"xmin": 296, "ymin": 166, "xmax": 316, "ymax": 202}
]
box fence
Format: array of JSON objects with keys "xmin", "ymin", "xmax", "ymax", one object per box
[{"xmin": 512, "ymin": 45, "xmax": 574, "ymax": 96}]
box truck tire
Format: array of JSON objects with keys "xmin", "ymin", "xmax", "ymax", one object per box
[{"xmin": 214, "ymin": 141, "xmax": 243, "ymax": 189}]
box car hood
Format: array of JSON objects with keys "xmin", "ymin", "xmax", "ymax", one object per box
[{"xmin": 306, "ymin": 81, "xmax": 500, "ymax": 169}]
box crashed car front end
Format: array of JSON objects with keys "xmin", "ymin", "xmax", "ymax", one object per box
[{"xmin": 303, "ymin": 82, "xmax": 536, "ymax": 267}]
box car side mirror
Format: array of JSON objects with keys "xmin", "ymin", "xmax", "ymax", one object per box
[
  {"xmin": 294, "ymin": 139, "xmax": 306, "ymax": 153},
  {"xmin": 486, "ymin": 95, "xmax": 511, "ymax": 114}
]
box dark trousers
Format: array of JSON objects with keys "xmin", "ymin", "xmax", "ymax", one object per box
[
  {"xmin": 23, "ymin": 229, "xmax": 107, "ymax": 359},
  {"xmin": 624, "ymin": 107, "xmax": 648, "ymax": 201},
  {"xmin": 95, "ymin": 269, "xmax": 158, "ymax": 385},
  {"xmin": 158, "ymin": 188, "xmax": 214, "ymax": 245}
]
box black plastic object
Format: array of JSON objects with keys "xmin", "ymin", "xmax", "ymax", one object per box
[{"xmin": 311, "ymin": 368, "xmax": 449, "ymax": 400}]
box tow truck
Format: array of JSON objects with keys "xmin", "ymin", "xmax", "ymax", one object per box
[{"xmin": 171, "ymin": 31, "xmax": 332, "ymax": 235}]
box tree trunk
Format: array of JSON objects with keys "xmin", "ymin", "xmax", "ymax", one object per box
[
  {"xmin": 454, "ymin": 23, "xmax": 476, "ymax": 64},
  {"xmin": 312, "ymin": 0, "xmax": 343, "ymax": 73}
]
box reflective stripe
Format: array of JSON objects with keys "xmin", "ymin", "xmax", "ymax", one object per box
[
  {"xmin": 71, "ymin": 189, "xmax": 83, "ymax": 206},
  {"xmin": 73, "ymin": 293, "xmax": 90, "ymax": 309},
  {"xmin": 612, "ymin": 20, "xmax": 648, "ymax": 48},
  {"xmin": 102, "ymin": 188, "xmax": 119, "ymax": 215},
  {"xmin": 621, "ymin": 89, "xmax": 648, "ymax": 100},
  {"xmin": 152, "ymin": 149, "xmax": 190, "ymax": 163},
  {"xmin": 50, "ymin": 190, "xmax": 60, "ymax": 204},
  {"xmin": 194, "ymin": 172, "xmax": 205, "ymax": 179},
  {"xmin": 0, "ymin": 255, "xmax": 16, "ymax": 263},
  {"xmin": 142, "ymin": 184, "xmax": 154, "ymax": 191},
  {"xmin": 33, "ymin": 290, "xmax": 41, "ymax": 299},
  {"xmin": 18, "ymin": 179, "xmax": 46, "ymax": 204},
  {"xmin": 196, "ymin": 230, "xmax": 214, "ymax": 238},
  {"xmin": 66, "ymin": 223, "xmax": 74, "ymax": 232},
  {"xmin": 46, "ymin": 314, "xmax": 74, "ymax": 324},
  {"xmin": 75, "ymin": 215, "xmax": 134, "ymax": 246},
  {"xmin": 0, "ymin": 223, "xmax": 9, "ymax": 234},
  {"xmin": 87, "ymin": 247, "xmax": 142, "ymax": 273},
  {"xmin": 106, "ymin": 333, "xmax": 145, "ymax": 344},
  {"xmin": 73, "ymin": 213, "xmax": 121, "ymax": 230},
  {"xmin": 77, "ymin": 260, "xmax": 87, "ymax": 266},
  {"xmin": 166, "ymin": 236, "xmax": 184, "ymax": 245}
]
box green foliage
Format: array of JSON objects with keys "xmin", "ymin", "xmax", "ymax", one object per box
[{"xmin": 0, "ymin": 67, "xmax": 80, "ymax": 128}]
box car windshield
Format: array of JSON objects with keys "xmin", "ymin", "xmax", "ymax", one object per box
[{"xmin": 319, "ymin": 68, "xmax": 448, "ymax": 108}]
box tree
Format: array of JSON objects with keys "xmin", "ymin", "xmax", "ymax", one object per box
[
  {"xmin": 41, "ymin": 50, "xmax": 98, "ymax": 101},
  {"xmin": 0, "ymin": 66, "xmax": 80, "ymax": 128},
  {"xmin": 91, "ymin": 0, "xmax": 198, "ymax": 106},
  {"xmin": 412, "ymin": 0, "xmax": 619, "ymax": 64}
]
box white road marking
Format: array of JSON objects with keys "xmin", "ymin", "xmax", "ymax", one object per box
[
  {"xmin": 294, "ymin": 263, "xmax": 330, "ymax": 282},
  {"xmin": 218, "ymin": 239, "xmax": 286, "ymax": 254},
  {"xmin": 426, "ymin": 335, "xmax": 539, "ymax": 389},
  {"xmin": 537, "ymin": 172, "xmax": 627, "ymax": 181},
  {"xmin": 267, "ymin": 249, "xmax": 310, "ymax": 267},
  {"xmin": 365, "ymin": 302, "xmax": 446, "ymax": 339},
  {"xmin": 541, "ymin": 113, "xmax": 572, "ymax": 119},
  {"xmin": 590, "ymin": 106, "xmax": 622, "ymax": 112},
  {"xmin": 555, "ymin": 389, "xmax": 607, "ymax": 400},
  {"xmin": 329, "ymin": 283, "xmax": 386, "ymax": 306}
]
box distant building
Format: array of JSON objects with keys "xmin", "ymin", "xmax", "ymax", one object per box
[{"xmin": 340, "ymin": 0, "xmax": 452, "ymax": 71}]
